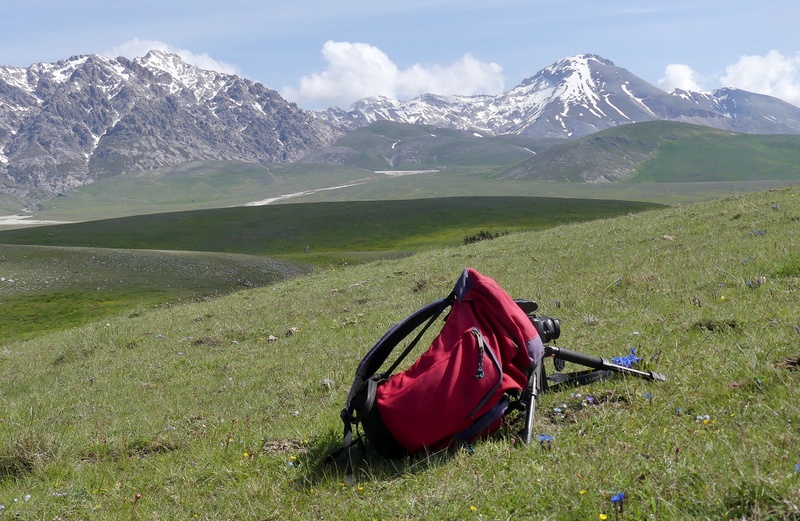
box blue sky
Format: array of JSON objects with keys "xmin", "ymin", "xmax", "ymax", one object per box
[{"xmin": 2, "ymin": 0, "xmax": 799, "ymax": 109}]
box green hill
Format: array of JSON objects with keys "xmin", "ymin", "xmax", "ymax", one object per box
[
  {"xmin": 298, "ymin": 120, "xmax": 562, "ymax": 170},
  {"xmin": 0, "ymin": 196, "xmax": 661, "ymax": 342},
  {"xmin": 2, "ymin": 186, "xmax": 799, "ymax": 518},
  {"xmin": 502, "ymin": 121, "xmax": 800, "ymax": 183},
  {"xmin": 0, "ymin": 196, "xmax": 661, "ymax": 260}
]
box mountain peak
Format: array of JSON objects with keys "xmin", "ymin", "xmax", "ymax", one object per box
[
  {"xmin": 132, "ymin": 49, "xmax": 229, "ymax": 98},
  {"xmin": 138, "ymin": 50, "xmax": 187, "ymax": 71},
  {"xmin": 554, "ymin": 53, "xmax": 615, "ymax": 68},
  {"xmin": 328, "ymin": 53, "xmax": 800, "ymax": 139},
  {"xmin": 0, "ymin": 51, "xmax": 340, "ymax": 199}
]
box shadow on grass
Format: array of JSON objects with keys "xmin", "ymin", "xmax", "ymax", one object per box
[{"xmin": 295, "ymin": 428, "xmax": 460, "ymax": 489}]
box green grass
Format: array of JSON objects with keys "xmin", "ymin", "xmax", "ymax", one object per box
[
  {"xmin": 29, "ymin": 161, "xmax": 375, "ymax": 222},
  {"xmin": 0, "ymin": 245, "xmax": 311, "ymax": 343},
  {"xmin": 0, "ymin": 196, "xmax": 661, "ymax": 260},
  {"xmin": 503, "ymin": 121, "xmax": 800, "ymax": 185},
  {"xmin": 1, "ymin": 186, "xmax": 799, "ymax": 518},
  {"xmin": 633, "ymin": 132, "xmax": 800, "ymax": 182},
  {"xmin": 0, "ymin": 196, "xmax": 659, "ymax": 344}
]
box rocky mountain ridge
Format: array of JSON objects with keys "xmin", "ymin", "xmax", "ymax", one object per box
[
  {"xmin": 2, "ymin": 51, "xmax": 800, "ymax": 202},
  {"xmin": 0, "ymin": 50, "xmax": 341, "ymax": 197},
  {"xmin": 320, "ymin": 54, "xmax": 800, "ymax": 138}
]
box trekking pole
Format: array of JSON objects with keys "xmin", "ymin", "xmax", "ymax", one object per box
[
  {"xmin": 520, "ymin": 364, "xmax": 541, "ymax": 445},
  {"xmin": 545, "ymin": 345, "xmax": 667, "ymax": 382}
]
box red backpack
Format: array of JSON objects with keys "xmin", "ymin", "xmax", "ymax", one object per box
[{"xmin": 340, "ymin": 268, "xmax": 546, "ymax": 460}]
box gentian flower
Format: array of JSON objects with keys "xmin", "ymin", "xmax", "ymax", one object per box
[{"xmin": 611, "ymin": 347, "xmax": 640, "ymax": 368}]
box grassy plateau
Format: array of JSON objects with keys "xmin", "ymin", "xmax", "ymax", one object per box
[
  {"xmin": 1, "ymin": 185, "xmax": 799, "ymax": 519},
  {"xmin": 0, "ymin": 195, "xmax": 658, "ymax": 344}
]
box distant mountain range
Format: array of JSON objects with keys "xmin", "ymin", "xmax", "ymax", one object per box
[
  {"xmin": 324, "ymin": 54, "xmax": 800, "ymax": 138},
  {"xmin": 2, "ymin": 51, "xmax": 800, "ymax": 203},
  {"xmin": 0, "ymin": 51, "xmax": 341, "ymax": 198}
]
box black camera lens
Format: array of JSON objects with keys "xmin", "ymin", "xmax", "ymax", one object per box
[{"xmin": 530, "ymin": 315, "xmax": 561, "ymax": 343}]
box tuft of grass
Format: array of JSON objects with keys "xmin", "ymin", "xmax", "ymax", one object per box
[{"xmin": 0, "ymin": 432, "xmax": 57, "ymax": 481}]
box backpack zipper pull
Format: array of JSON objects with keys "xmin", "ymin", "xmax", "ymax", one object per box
[{"xmin": 472, "ymin": 328, "xmax": 485, "ymax": 379}]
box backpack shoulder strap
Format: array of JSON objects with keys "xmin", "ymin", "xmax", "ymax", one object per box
[
  {"xmin": 336, "ymin": 291, "xmax": 455, "ymax": 482},
  {"xmin": 344, "ymin": 292, "xmax": 454, "ymax": 409}
]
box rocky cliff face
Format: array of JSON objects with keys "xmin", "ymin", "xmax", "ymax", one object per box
[{"xmin": 0, "ymin": 51, "xmax": 342, "ymax": 197}]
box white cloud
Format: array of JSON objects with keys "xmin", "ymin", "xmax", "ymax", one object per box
[
  {"xmin": 282, "ymin": 41, "xmax": 505, "ymax": 109},
  {"xmin": 658, "ymin": 63, "xmax": 704, "ymax": 92},
  {"xmin": 102, "ymin": 38, "xmax": 241, "ymax": 76},
  {"xmin": 721, "ymin": 50, "xmax": 800, "ymax": 106}
]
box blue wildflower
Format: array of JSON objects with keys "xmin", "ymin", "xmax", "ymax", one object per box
[
  {"xmin": 610, "ymin": 491, "xmax": 626, "ymax": 513},
  {"xmin": 611, "ymin": 347, "xmax": 640, "ymax": 368},
  {"xmin": 794, "ymin": 463, "xmax": 800, "ymax": 474},
  {"xmin": 752, "ymin": 229, "xmax": 767, "ymax": 236},
  {"xmin": 536, "ymin": 434, "xmax": 554, "ymax": 448}
]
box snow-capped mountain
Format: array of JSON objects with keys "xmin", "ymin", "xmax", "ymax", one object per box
[
  {"xmin": 321, "ymin": 54, "xmax": 800, "ymax": 138},
  {"xmin": 2, "ymin": 51, "xmax": 800, "ymax": 201},
  {"xmin": 0, "ymin": 50, "xmax": 341, "ymax": 196}
]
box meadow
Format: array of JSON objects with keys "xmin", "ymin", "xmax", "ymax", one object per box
[
  {"xmin": 0, "ymin": 195, "xmax": 659, "ymax": 343},
  {"xmin": 1, "ymin": 185, "xmax": 798, "ymax": 519},
  {"xmin": 0, "ymin": 245, "xmax": 311, "ymax": 343}
]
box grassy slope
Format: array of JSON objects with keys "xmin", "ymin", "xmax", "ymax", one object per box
[
  {"xmin": 0, "ymin": 196, "xmax": 659, "ymax": 344},
  {"xmin": 633, "ymin": 131, "xmax": 800, "ymax": 182},
  {"xmin": 0, "ymin": 245, "xmax": 311, "ymax": 343},
  {"xmin": 1, "ymin": 186, "xmax": 799, "ymax": 519},
  {"xmin": 29, "ymin": 162, "xmax": 375, "ymax": 222},
  {"xmin": 502, "ymin": 121, "xmax": 800, "ymax": 183},
  {"xmin": 0, "ymin": 196, "xmax": 661, "ymax": 260}
]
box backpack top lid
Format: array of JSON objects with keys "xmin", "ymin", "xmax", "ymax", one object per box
[{"xmin": 345, "ymin": 268, "xmax": 543, "ymax": 410}]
